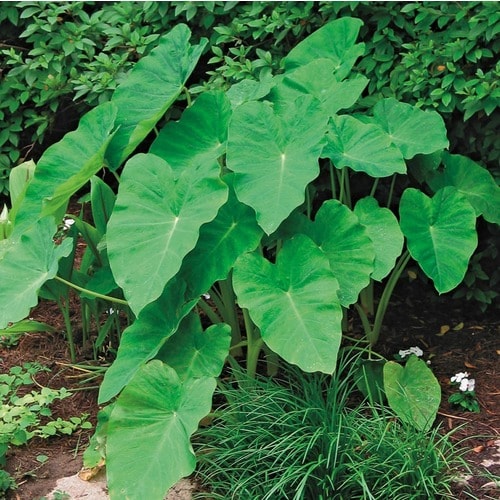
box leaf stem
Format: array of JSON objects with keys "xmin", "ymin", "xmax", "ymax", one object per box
[{"xmin": 54, "ymin": 276, "xmax": 128, "ymax": 306}]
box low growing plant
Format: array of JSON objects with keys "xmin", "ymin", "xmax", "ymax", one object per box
[{"xmin": 0, "ymin": 18, "xmax": 498, "ymax": 499}]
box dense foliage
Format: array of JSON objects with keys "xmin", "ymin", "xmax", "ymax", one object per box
[
  {"xmin": 0, "ymin": 17, "xmax": 498, "ymax": 498},
  {"xmin": 0, "ymin": 1, "xmax": 498, "ymax": 197}
]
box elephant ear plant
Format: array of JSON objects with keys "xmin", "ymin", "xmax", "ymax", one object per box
[{"xmin": 0, "ymin": 19, "xmax": 499, "ymax": 499}]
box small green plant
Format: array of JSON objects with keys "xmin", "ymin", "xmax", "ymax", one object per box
[
  {"xmin": 0, "ymin": 362, "xmax": 92, "ymax": 495},
  {"xmin": 194, "ymin": 353, "xmax": 468, "ymax": 499},
  {"xmin": 448, "ymin": 372, "xmax": 480, "ymax": 413}
]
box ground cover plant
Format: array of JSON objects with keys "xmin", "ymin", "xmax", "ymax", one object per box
[
  {"xmin": 194, "ymin": 350, "xmax": 470, "ymax": 499},
  {"xmin": 0, "ymin": 17, "xmax": 499, "ymax": 500}
]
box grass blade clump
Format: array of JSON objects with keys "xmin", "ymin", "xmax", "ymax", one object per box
[{"xmin": 194, "ymin": 349, "xmax": 469, "ymax": 499}]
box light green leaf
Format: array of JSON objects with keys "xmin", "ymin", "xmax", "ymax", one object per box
[
  {"xmin": 180, "ymin": 180, "xmax": 263, "ymax": 298},
  {"xmin": 323, "ymin": 115, "xmax": 406, "ymax": 177},
  {"xmin": 12, "ymin": 103, "xmax": 117, "ymax": 236},
  {"xmin": 150, "ymin": 90, "xmax": 231, "ymax": 172},
  {"xmin": 312, "ymin": 200, "xmax": 375, "ymax": 306},
  {"xmin": 384, "ymin": 355, "xmax": 441, "ymax": 432},
  {"xmin": 400, "ymin": 187, "xmax": 478, "ymax": 293},
  {"xmin": 98, "ymin": 276, "xmax": 197, "ymax": 403},
  {"xmin": 107, "ymin": 153, "xmax": 228, "ymax": 315},
  {"xmin": 372, "ymin": 98, "xmax": 449, "ymax": 159},
  {"xmin": 106, "ymin": 24, "xmax": 207, "ymax": 169},
  {"xmin": 233, "ymin": 234, "xmax": 342, "ymax": 373},
  {"xmin": 0, "ymin": 217, "xmax": 73, "ymax": 328},
  {"xmin": 226, "ymin": 75, "xmax": 272, "ymax": 108},
  {"xmin": 158, "ymin": 314, "xmax": 231, "ymax": 381},
  {"xmin": 428, "ymin": 153, "xmax": 500, "ymax": 224},
  {"xmin": 284, "ymin": 17, "xmax": 364, "ymax": 80},
  {"xmin": 8, "ymin": 159, "xmax": 36, "ymax": 208},
  {"xmin": 107, "ymin": 361, "xmax": 215, "ymax": 499},
  {"xmin": 90, "ymin": 176, "xmax": 116, "ymax": 235},
  {"xmin": 353, "ymin": 197, "xmax": 404, "ymax": 281},
  {"xmin": 227, "ymin": 96, "xmax": 327, "ymax": 235},
  {"xmin": 272, "ymin": 59, "xmax": 368, "ymax": 116}
]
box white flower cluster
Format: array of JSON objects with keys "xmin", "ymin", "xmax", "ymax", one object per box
[
  {"xmin": 62, "ymin": 217, "xmax": 75, "ymax": 231},
  {"xmin": 450, "ymin": 372, "xmax": 476, "ymax": 392},
  {"xmin": 398, "ymin": 346, "xmax": 423, "ymax": 359}
]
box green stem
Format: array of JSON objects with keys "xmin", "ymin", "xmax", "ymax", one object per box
[
  {"xmin": 219, "ymin": 274, "xmax": 243, "ymax": 355},
  {"xmin": 359, "ymin": 281, "xmax": 375, "ymax": 316},
  {"xmin": 57, "ymin": 298, "xmax": 76, "ymax": 363},
  {"xmin": 329, "ymin": 161, "xmax": 337, "ymax": 200},
  {"xmin": 197, "ymin": 298, "xmax": 222, "ymax": 324},
  {"xmin": 183, "ymin": 86, "xmax": 192, "ymax": 107},
  {"xmin": 368, "ymin": 250, "xmax": 411, "ymax": 346},
  {"xmin": 243, "ymin": 308, "xmax": 262, "ymax": 378},
  {"xmin": 55, "ymin": 276, "xmax": 128, "ymax": 306},
  {"xmin": 369, "ymin": 178, "xmax": 379, "ymax": 198},
  {"xmin": 386, "ymin": 174, "xmax": 397, "ymax": 208},
  {"xmin": 305, "ymin": 184, "xmax": 312, "ymax": 219}
]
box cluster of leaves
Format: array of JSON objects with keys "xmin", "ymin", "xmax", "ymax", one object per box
[
  {"xmin": 1, "ymin": 1, "xmax": 498, "ymax": 197},
  {"xmin": 0, "ymin": 18, "xmax": 498, "ymax": 499},
  {"xmin": 0, "ymin": 362, "xmax": 92, "ymax": 494},
  {"xmin": 195, "ymin": 354, "xmax": 467, "ymax": 499}
]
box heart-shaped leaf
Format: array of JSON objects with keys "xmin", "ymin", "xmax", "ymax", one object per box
[
  {"xmin": 354, "ymin": 197, "xmax": 404, "ymax": 281},
  {"xmin": 384, "ymin": 356, "xmax": 441, "ymax": 432},
  {"xmin": 428, "ymin": 153, "xmax": 500, "ymax": 224},
  {"xmin": 227, "ymin": 96, "xmax": 327, "ymax": 235},
  {"xmin": 158, "ymin": 313, "xmax": 231, "ymax": 381},
  {"xmin": 233, "ymin": 234, "xmax": 342, "ymax": 373},
  {"xmin": 107, "ymin": 360, "xmax": 215, "ymax": 499},
  {"xmin": 372, "ymin": 98, "xmax": 449, "ymax": 159},
  {"xmin": 106, "ymin": 24, "xmax": 207, "ymax": 169},
  {"xmin": 400, "ymin": 187, "xmax": 477, "ymax": 293},
  {"xmin": 323, "ymin": 115, "xmax": 406, "ymax": 177},
  {"xmin": 312, "ymin": 200, "xmax": 375, "ymax": 306},
  {"xmin": 107, "ymin": 153, "xmax": 228, "ymax": 315},
  {"xmin": 0, "ymin": 217, "xmax": 73, "ymax": 328}
]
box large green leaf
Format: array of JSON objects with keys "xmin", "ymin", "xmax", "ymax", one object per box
[
  {"xmin": 271, "ymin": 59, "xmax": 368, "ymax": 117},
  {"xmin": 12, "ymin": 103, "xmax": 117, "ymax": 236},
  {"xmin": 106, "ymin": 24, "xmax": 207, "ymax": 169},
  {"xmin": 284, "ymin": 17, "xmax": 365, "ymax": 80},
  {"xmin": 0, "ymin": 217, "xmax": 73, "ymax": 328},
  {"xmin": 107, "ymin": 153, "xmax": 228, "ymax": 315},
  {"xmin": 98, "ymin": 275, "xmax": 197, "ymax": 403},
  {"xmin": 233, "ymin": 234, "xmax": 342, "ymax": 373},
  {"xmin": 227, "ymin": 96, "xmax": 327, "ymax": 235},
  {"xmin": 158, "ymin": 314, "xmax": 231, "ymax": 381},
  {"xmin": 150, "ymin": 90, "xmax": 231, "ymax": 171},
  {"xmin": 353, "ymin": 197, "xmax": 404, "ymax": 281},
  {"xmin": 372, "ymin": 98, "xmax": 449, "ymax": 159},
  {"xmin": 323, "ymin": 115, "xmax": 406, "ymax": 177},
  {"xmin": 400, "ymin": 187, "xmax": 477, "ymax": 293},
  {"xmin": 107, "ymin": 360, "xmax": 215, "ymax": 500},
  {"xmin": 180, "ymin": 181, "xmax": 263, "ymax": 298},
  {"xmin": 384, "ymin": 356, "xmax": 441, "ymax": 432},
  {"xmin": 312, "ymin": 200, "xmax": 375, "ymax": 306},
  {"xmin": 428, "ymin": 153, "xmax": 500, "ymax": 224}
]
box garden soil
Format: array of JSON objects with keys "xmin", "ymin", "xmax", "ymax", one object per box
[{"xmin": 1, "ymin": 273, "xmax": 499, "ymax": 499}]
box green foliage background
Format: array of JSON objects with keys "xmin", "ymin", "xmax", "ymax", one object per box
[{"xmin": 0, "ymin": 1, "xmax": 498, "ymax": 196}]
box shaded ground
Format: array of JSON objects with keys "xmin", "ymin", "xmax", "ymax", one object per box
[{"xmin": 1, "ymin": 274, "xmax": 499, "ymax": 499}]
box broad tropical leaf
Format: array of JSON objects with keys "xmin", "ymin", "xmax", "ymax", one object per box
[
  {"xmin": 312, "ymin": 200, "xmax": 375, "ymax": 306},
  {"xmin": 384, "ymin": 356, "xmax": 441, "ymax": 432},
  {"xmin": 227, "ymin": 96, "xmax": 327, "ymax": 235},
  {"xmin": 107, "ymin": 361, "xmax": 215, "ymax": 499},
  {"xmin": 354, "ymin": 197, "xmax": 404, "ymax": 281},
  {"xmin": 12, "ymin": 103, "xmax": 117, "ymax": 235},
  {"xmin": 106, "ymin": 24, "xmax": 207, "ymax": 169},
  {"xmin": 180, "ymin": 181, "xmax": 263, "ymax": 298},
  {"xmin": 428, "ymin": 153, "xmax": 500, "ymax": 224},
  {"xmin": 233, "ymin": 234, "xmax": 342, "ymax": 373},
  {"xmin": 98, "ymin": 275, "xmax": 197, "ymax": 403},
  {"xmin": 284, "ymin": 17, "xmax": 365, "ymax": 80},
  {"xmin": 400, "ymin": 187, "xmax": 477, "ymax": 293},
  {"xmin": 323, "ymin": 115, "xmax": 406, "ymax": 177},
  {"xmin": 107, "ymin": 153, "xmax": 228, "ymax": 315},
  {"xmin": 372, "ymin": 98, "xmax": 449, "ymax": 159},
  {"xmin": 158, "ymin": 314, "xmax": 231, "ymax": 381},
  {"xmin": 150, "ymin": 90, "xmax": 231, "ymax": 172},
  {"xmin": 0, "ymin": 217, "xmax": 73, "ymax": 328}
]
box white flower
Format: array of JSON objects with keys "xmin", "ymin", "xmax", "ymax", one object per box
[
  {"xmin": 451, "ymin": 372, "xmax": 469, "ymax": 383},
  {"xmin": 62, "ymin": 218, "xmax": 75, "ymax": 230},
  {"xmin": 398, "ymin": 346, "xmax": 423, "ymax": 359},
  {"xmin": 465, "ymin": 378, "xmax": 475, "ymax": 392},
  {"xmin": 202, "ymin": 293, "xmax": 210, "ymax": 300}
]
